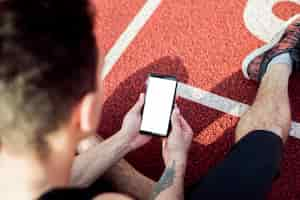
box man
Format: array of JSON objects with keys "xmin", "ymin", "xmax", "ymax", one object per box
[
  {"xmin": 1, "ymin": 0, "xmax": 300, "ymax": 199},
  {"xmin": 0, "ymin": 0, "xmax": 193, "ymax": 199}
]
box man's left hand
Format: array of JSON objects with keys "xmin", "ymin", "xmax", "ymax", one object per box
[{"xmin": 120, "ymin": 93, "xmax": 152, "ymax": 151}]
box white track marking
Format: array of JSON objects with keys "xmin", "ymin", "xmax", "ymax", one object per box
[
  {"xmin": 177, "ymin": 83, "xmax": 249, "ymax": 117},
  {"xmin": 244, "ymin": 0, "xmax": 300, "ymax": 43},
  {"xmin": 177, "ymin": 83, "xmax": 300, "ymax": 139},
  {"xmin": 101, "ymin": 0, "xmax": 162, "ymax": 79},
  {"xmin": 101, "ymin": 0, "xmax": 300, "ymax": 139},
  {"xmin": 244, "ymin": 0, "xmax": 282, "ymax": 43}
]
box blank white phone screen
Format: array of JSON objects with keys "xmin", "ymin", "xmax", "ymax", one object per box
[{"xmin": 140, "ymin": 76, "xmax": 177, "ymax": 136}]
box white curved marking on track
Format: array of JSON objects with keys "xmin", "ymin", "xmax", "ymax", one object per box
[{"xmin": 244, "ymin": 0, "xmax": 300, "ymax": 43}]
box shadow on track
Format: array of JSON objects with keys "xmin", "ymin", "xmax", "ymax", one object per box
[{"xmin": 97, "ymin": 56, "xmax": 300, "ymax": 197}]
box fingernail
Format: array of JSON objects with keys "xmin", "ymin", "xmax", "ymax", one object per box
[
  {"xmin": 175, "ymin": 107, "xmax": 180, "ymax": 114},
  {"xmin": 177, "ymin": 105, "xmax": 181, "ymax": 113}
]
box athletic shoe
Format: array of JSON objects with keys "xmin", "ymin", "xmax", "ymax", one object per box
[{"xmin": 242, "ymin": 14, "xmax": 300, "ymax": 81}]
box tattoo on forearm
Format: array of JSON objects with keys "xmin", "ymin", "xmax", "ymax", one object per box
[{"xmin": 149, "ymin": 161, "xmax": 176, "ymax": 200}]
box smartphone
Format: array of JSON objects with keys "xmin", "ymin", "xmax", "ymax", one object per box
[{"xmin": 140, "ymin": 73, "xmax": 178, "ymax": 137}]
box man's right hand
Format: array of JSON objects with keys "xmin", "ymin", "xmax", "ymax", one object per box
[{"xmin": 162, "ymin": 105, "xmax": 194, "ymax": 168}]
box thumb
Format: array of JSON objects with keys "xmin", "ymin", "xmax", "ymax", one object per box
[
  {"xmin": 179, "ymin": 115, "xmax": 193, "ymax": 134},
  {"xmin": 171, "ymin": 106, "xmax": 181, "ymax": 131},
  {"xmin": 130, "ymin": 93, "xmax": 145, "ymax": 113},
  {"xmin": 162, "ymin": 138, "xmax": 167, "ymax": 151}
]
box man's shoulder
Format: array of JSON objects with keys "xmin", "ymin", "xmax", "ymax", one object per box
[{"xmin": 94, "ymin": 193, "xmax": 134, "ymax": 200}]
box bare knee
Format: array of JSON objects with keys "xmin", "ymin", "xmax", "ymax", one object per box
[{"xmin": 235, "ymin": 111, "xmax": 291, "ymax": 143}]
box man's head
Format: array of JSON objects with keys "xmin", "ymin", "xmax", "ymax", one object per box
[{"xmin": 0, "ymin": 0, "xmax": 101, "ymax": 157}]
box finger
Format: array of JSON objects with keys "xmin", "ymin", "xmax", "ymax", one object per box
[
  {"xmin": 174, "ymin": 103, "xmax": 178, "ymax": 110},
  {"xmin": 179, "ymin": 115, "xmax": 193, "ymax": 134},
  {"xmin": 171, "ymin": 106, "xmax": 181, "ymax": 131},
  {"xmin": 130, "ymin": 93, "xmax": 145, "ymax": 113},
  {"xmin": 162, "ymin": 138, "xmax": 167, "ymax": 150},
  {"xmin": 174, "ymin": 104, "xmax": 184, "ymax": 128}
]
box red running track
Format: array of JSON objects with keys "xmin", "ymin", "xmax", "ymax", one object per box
[{"xmin": 93, "ymin": 0, "xmax": 300, "ymax": 199}]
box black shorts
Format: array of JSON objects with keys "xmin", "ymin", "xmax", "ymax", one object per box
[{"xmin": 186, "ymin": 130, "xmax": 283, "ymax": 200}]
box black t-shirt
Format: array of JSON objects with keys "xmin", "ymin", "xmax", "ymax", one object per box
[
  {"xmin": 39, "ymin": 178, "xmax": 112, "ymax": 199},
  {"xmin": 38, "ymin": 188, "xmax": 96, "ymax": 200}
]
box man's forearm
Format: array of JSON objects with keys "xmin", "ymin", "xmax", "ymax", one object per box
[
  {"xmin": 70, "ymin": 131, "xmax": 131, "ymax": 187},
  {"xmin": 149, "ymin": 161, "xmax": 186, "ymax": 200}
]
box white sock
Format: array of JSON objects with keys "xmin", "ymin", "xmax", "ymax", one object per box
[{"xmin": 267, "ymin": 53, "xmax": 292, "ymax": 73}]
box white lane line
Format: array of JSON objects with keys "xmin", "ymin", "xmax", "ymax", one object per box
[
  {"xmin": 177, "ymin": 83, "xmax": 300, "ymax": 139},
  {"xmin": 177, "ymin": 83, "xmax": 249, "ymax": 117},
  {"xmin": 101, "ymin": 0, "xmax": 162, "ymax": 80}
]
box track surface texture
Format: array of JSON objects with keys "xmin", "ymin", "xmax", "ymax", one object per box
[{"xmin": 93, "ymin": 0, "xmax": 300, "ymax": 199}]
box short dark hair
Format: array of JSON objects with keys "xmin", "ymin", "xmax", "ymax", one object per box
[{"xmin": 0, "ymin": 0, "xmax": 98, "ymax": 154}]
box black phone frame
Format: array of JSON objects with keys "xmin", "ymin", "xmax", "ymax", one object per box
[{"xmin": 140, "ymin": 73, "xmax": 178, "ymax": 137}]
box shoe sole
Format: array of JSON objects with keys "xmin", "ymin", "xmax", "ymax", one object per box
[{"xmin": 242, "ymin": 14, "xmax": 300, "ymax": 79}]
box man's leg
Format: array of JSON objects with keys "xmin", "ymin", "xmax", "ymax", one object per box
[
  {"xmin": 77, "ymin": 135, "xmax": 155, "ymax": 200},
  {"xmin": 187, "ymin": 63, "xmax": 290, "ymax": 200},
  {"xmin": 187, "ymin": 14, "xmax": 300, "ymax": 200},
  {"xmin": 235, "ymin": 63, "xmax": 291, "ymax": 143}
]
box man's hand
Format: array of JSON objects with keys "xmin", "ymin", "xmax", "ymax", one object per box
[
  {"xmin": 71, "ymin": 94, "xmax": 152, "ymax": 187},
  {"xmin": 162, "ymin": 105, "xmax": 194, "ymax": 167},
  {"xmin": 120, "ymin": 93, "xmax": 152, "ymax": 151},
  {"xmin": 149, "ymin": 106, "xmax": 193, "ymax": 200}
]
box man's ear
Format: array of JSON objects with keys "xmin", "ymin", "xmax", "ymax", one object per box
[{"xmin": 80, "ymin": 93, "xmax": 102, "ymax": 133}]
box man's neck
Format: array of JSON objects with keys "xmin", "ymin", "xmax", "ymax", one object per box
[
  {"xmin": 0, "ymin": 131, "xmax": 76, "ymax": 199},
  {"xmin": 0, "ymin": 151, "xmax": 52, "ymax": 200}
]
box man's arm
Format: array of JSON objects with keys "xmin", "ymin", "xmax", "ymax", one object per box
[
  {"xmin": 71, "ymin": 131, "xmax": 130, "ymax": 187},
  {"xmin": 93, "ymin": 193, "xmax": 134, "ymax": 200},
  {"xmin": 150, "ymin": 161, "xmax": 186, "ymax": 200}
]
